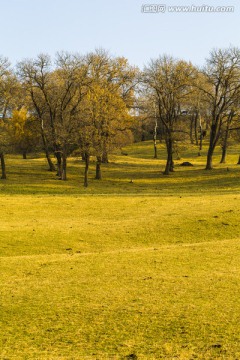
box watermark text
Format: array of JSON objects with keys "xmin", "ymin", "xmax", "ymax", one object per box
[{"xmin": 141, "ymin": 4, "xmax": 235, "ymax": 13}]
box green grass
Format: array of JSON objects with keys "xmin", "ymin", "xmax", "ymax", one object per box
[
  {"xmin": 1, "ymin": 141, "xmax": 240, "ymax": 196},
  {"xmin": 1, "ymin": 141, "xmax": 240, "ymax": 359}
]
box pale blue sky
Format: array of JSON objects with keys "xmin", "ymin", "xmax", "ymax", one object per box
[{"xmin": 1, "ymin": 0, "xmax": 239, "ymax": 68}]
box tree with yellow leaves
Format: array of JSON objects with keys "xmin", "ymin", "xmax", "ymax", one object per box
[
  {"xmin": 8, "ymin": 107, "xmax": 39, "ymax": 159},
  {"xmin": 82, "ymin": 49, "xmax": 137, "ymax": 183}
]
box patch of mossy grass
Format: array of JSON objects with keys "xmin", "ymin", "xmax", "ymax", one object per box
[{"xmin": 1, "ymin": 141, "xmax": 240, "ymax": 359}]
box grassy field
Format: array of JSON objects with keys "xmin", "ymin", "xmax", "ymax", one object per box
[{"xmin": 1, "ymin": 141, "xmax": 240, "ymax": 359}]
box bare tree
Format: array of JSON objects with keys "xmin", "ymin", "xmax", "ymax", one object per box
[
  {"xmin": 18, "ymin": 53, "xmax": 90, "ymax": 180},
  {"xmin": 0, "ymin": 56, "xmax": 19, "ymax": 179},
  {"xmin": 143, "ymin": 55, "xmax": 197, "ymax": 174},
  {"xmin": 17, "ymin": 54, "xmax": 56, "ymax": 172},
  {"xmin": 200, "ymin": 47, "xmax": 240, "ymax": 169}
]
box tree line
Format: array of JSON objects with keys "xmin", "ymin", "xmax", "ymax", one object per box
[{"xmin": 0, "ymin": 46, "xmax": 240, "ymax": 185}]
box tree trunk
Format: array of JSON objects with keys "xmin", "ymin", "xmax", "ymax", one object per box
[
  {"xmin": 205, "ymin": 124, "xmax": 218, "ymax": 170},
  {"xmin": 22, "ymin": 151, "xmax": 27, "ymax": 159},
  {"xmin": 237, "ymin": 155, "xmax": 240, "ymax": 165},
  {"xmin": 0, "ymin": 153, "xmax": 7, "ymax": 179},
  {"xmin": 190, "ymin": 116, "xmax": 194, "ymax": 144},
  {"xmin": 84, "ymin": 153, "xmax": 90, "ymax": 187},
  {"xmin": 220, "ymin": 146, "xmax": 227, "ymax": 164},
  {"xmin": 153, "ymin": 139, "xmax": 157, "ymax": 159},
  {"xmin": 189, "ymin": 113, "xmax": 199, "ymax": 145},
  {"xmin": 220, "ymin": 118, "xmax": 231, "ymax": 164},
  {"xmin": 194, "ymin": 113, "xmax": 199, "ymax": 146},
  {"xmin": 206, "ymin": 145, "xmax": 214, "ymax": 170},
  {"xmin": 198, "ymin": 116, "xmax": 203, "ymax": 154},
  {"xmin": 163, "ymin": 137, "xmax": 173, "ymax": 175},
  {"xmin": 55, "ymin": 151, "xmax": 62, "ymax": 178},
  {"xmin": 95, "ymin": 156, "xmax": 102, "ymax": 180},
  {"xmin": 153, "ymin": 117, "xmax": 158, "ymax": 158},
  {"xmin": 41, "ymin": 132, "xmax": 56, "ymax": 171},
  {"xmin": 61, "ymin": 153, "xmax": 67, "ymax": 181},
  {"xmin": 102, "ymin": 151, "xmax": 109, "ymax": 164},
  {"xmin": 46, "ymin": 153, "xmax": 56, "ymax": 172}
]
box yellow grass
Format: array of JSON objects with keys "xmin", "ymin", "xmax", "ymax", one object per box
[{"xmin": 1, "ymin": 141, "xmax": 240, "ymax": 359}]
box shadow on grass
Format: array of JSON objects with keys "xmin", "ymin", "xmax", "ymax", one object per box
[{"xmin": 1, "ymin": 146, "xmax": 240, "ymax": 196}]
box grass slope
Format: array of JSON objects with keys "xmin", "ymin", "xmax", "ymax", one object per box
[{"xmin": 1, "ymin": 141, "xmax": 240, "ymax": 359}]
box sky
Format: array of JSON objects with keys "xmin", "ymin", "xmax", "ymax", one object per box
[{"xmin": 0, "ymin": 0, "xmax": 239, "ymax": 69}]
